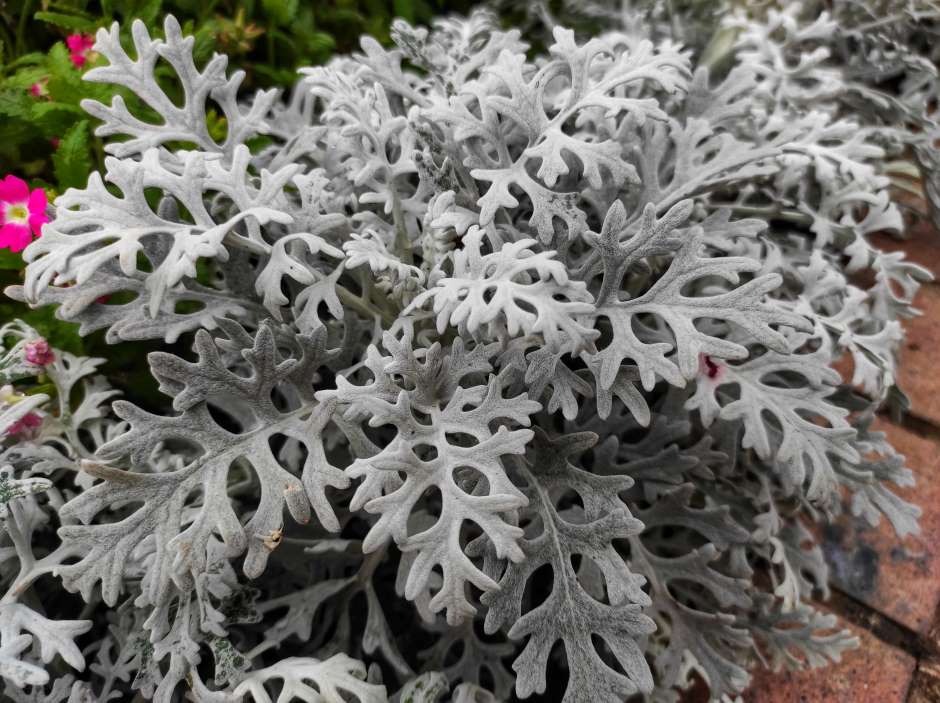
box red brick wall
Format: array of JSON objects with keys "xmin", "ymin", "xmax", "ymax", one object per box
[{"xmin": 744, "ymin": 224, "xmax": 940, "ymax": 702}]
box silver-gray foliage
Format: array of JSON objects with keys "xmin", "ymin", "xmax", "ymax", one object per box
[{"xmin": 3, "ymin": 5, "xmax": 933, "ymax": 702}]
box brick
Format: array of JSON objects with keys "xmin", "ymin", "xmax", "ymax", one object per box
[
  {"xmin": 742, "ymin": 612, "xmax": 916, "ymax": 703},
  {"xmin": 677, "ymin": 674, "xmax": 709, "ymax": 703},
  {"xmin": 820, "ymin": 419, "xmax": 940, "ymax": 635},
  {"xmin": 907, "ymin": 659, "xmax": 940, "ymax": 703},
  {"xmin": 870, "ymin": 218, "xmax": 940, "ymax": 281},
  {"xmin": 831, "ymin": 352, "xmax": 854, "ymax": 388},
  {"xmin": 897, "ymin": 285, "xmax": 940, "ymax": 427}
]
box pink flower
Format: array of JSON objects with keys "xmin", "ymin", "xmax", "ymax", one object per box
[
  {"xmin": 0, "ymin": 176, "xmax": 47, "ymax": 252},
  {"xmin": 29, "ymin": 80, "xmax": 48, "ymax": 98},
  {"xmin": 6, "ymin": 412, "xmax": 42, "ymax": 437},
  {"xmin": 66, "ymin": 33, "xmax": 96, "ymax": 68},
  {"xmin": 699, "ymin": 354, "xmax": 722, "ymax": 380},
  {"xmin": 24, "ymin": 339, "xmax": 54, "ymax": 367}
]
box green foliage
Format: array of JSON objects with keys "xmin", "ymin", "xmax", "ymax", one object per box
[
  {"xmin": 51, "ymin": 120, "xmax": 90, "ymax": 189},
  {"xmin": 0, "ymin": 0, "xmax": 455, "ymax": 188},
  {"xmin": 0, "ymin": 0, "xmax": 459, "ymax": 406}
]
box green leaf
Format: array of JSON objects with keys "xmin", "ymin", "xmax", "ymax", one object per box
[
  {"xmin": 0, "ymin": 249, "xmax": 24, "ymax": 270},
  {"xmin": 0, "ymin": 90, "xmax": 34, "ymax": 119},
  {"xmin": 0, "ymin": 300, "xmax": 84, "ymax": 355},
  {"xmin": 393, "ymin": 0, "xmax": 415, "ymax": 23},
  {"xmin": 0, "ymin": 120, "xmax": 34, "ymax": 142},
  {"xmin": 123, "ymin": 0, "xmax": 164, "ymax": 25},
  {"xmin": 6, "ymin": 52, "xmax": 47, "ymax": 69},
  {"xmin": 190, "ymin": 26, "xmax": 218, "ymax": 63},
  {"xmin": 3, "ymin": 65, "xmax": 48, "ymax": 90},
  {"xmin": 45, "ymin": 44, "xmax": 87, "ymax": 104},
  {"xmin": 34, "ymin": 11, "xmax": 99, "ymax": 33},
  {"xmin": 32, "ymin": 103, "xmax": 88, "ymax": 138},
  {"xmin": 0, "ymin": 91, "xmax": 37, "ymax": 142},
  {"xmin": 252, "ymin": 64, "xmax": 300, "ymax": 85},
  {"xmin": 305, "ymin": 31, "xmax": 336, "ymax": 58},
  {"xmin": 262, "ymin": 0, "xmax": 299, "ymax": 26},
  {"xmin": 52, "ymin": 120, "xmax": 92, "ymax": 190}
]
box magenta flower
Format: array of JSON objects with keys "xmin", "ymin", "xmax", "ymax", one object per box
[
  {"xmin": 66, "ymin": 33, "xmax": 96, "ymax": 68},
  {"xmin": 0, "ymin": 176, "xmax": 47, "ymax": 252},
  {"xmin": 29, "ymin": 80, "xmax": 48, "ymax": 98},
  {"xmin": 699, "ymin": 354, "xmax": 722, "ymax": 381},
  {"xmin": 24, "ymin": 339, "xmax": 55, "ymax": 367},
  {"xmin": 6, "ymin": 412, "xmax": 42, "ymax": 437}
]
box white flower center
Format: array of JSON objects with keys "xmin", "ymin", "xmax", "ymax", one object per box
[{"xmin": 4, "ymin": 203, "xmax": 29, "ymax": 226}]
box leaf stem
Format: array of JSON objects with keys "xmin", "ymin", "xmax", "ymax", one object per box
[
  {"xmin": 335, "ymin": 281, "xmax": 397, "ymax": 328},
  {"xmin": 391, "ymin": 191, "xmax": 413, "ymax": 266},
  {"xmin": 15, "ymin": 0, "xmax": 32, "ymax": 57}
]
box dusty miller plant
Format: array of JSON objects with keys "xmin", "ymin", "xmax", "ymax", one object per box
[
  {"xmin": 530, "ymin": 0, "xmax": 940, "ymax": 230},
  {"xmin": 2, "ymin": 6, "xmax": 933, "ymax": 702},
  {"xmin": 729, "ymin": 0, "xmax": 940, "ymax": 233}
]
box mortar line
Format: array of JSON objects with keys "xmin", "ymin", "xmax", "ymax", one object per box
[
  {"xmin": 895, "ymin": 410, "xmax": 940, "ymax": 444},
  {"xmin": 828, "ymin": 588, "xmax": 923, "ymax": 657},
  {"xmin": 827, "ymin": 588, "xmax": 928, "ymax": 702},
  {"xmin": 905, "ymin": 656, "xmax": 940, "ymax": 703}
]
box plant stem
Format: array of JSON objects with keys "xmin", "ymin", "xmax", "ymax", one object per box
[
  {"xmin": 852, "ymin": 11, "xmax": 940, "ymax": 34},
  {"xmin": 391, "ymin": 191, "xmax": 413, "ymax": 266},
  {"xmin": 335, "ymin": 281, "xmax": 397, "ymax": 328},
  {"xmin": 726, "ymin": 204, "xmax": 813, "ymax": 226},
  {"xmin": 15, "ymin": 0, "xmax": 31, "ymax": 57}
]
